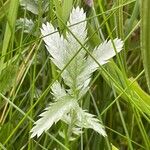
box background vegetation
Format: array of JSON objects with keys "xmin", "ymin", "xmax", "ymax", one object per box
[{"xmin": 0, "ymin": 0, "xmax": 149, "ymax": 149}]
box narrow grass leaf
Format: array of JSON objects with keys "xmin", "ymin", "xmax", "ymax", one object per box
[
  {"xmin": 141, "ymin": 0, "xmax": 150, "ymax": 91},
  {"xmin": 0, "ymin": 64, "xmax": 18, "ymax": 94},
  {"xmin": 0, "ymin": 0, "xmax": 19, "ymax": 70},
  {"xmin": 0, "ymin": 0, "xmax": 10, "ymax": 20}
]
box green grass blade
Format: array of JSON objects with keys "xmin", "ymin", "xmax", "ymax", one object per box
[
  {"xmin": 0, "ymin": 0, "xmax": 10, "ymax": 20},
  {"xmin": 0, "ymin": 0, "xmax": 19, "ymax": 73},
  {"xmin": 141, "ymin": 0, "xmax": 150, "ymax": 91}
]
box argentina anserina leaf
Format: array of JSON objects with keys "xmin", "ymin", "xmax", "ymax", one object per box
[
  {"xmin": 32, "ymin": 6, "xmax": 124, "ymax": 138},
  {"xmin": 78, "ymin": 38, "xmax": 124, "ymax": 86},
  {"xmin": 62, "ymin": 106, "xmax": 107, "ymax": 137},
  {"xmin": 76, "ymin": 107, "xmax": 107, "ymax": 136},
  {"xmin": 41, "ymin": 7, "xmax": 87, "ymax": 91},
  {"xmin": 41, "ymin": 8, "xmax": 123, "ymax": 96},
  {"xmin": 30, "ymin": 96, "xmax": 78, "ymax": 138}
]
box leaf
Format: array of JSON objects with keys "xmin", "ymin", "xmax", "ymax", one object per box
[
  {"xmin": 103, "ymin": 61, "xmax": 150, "ymax": 116},
  {"xmin": 59, "ymin": 127, "xmax": 82, "ymax": 141},
  {"xmin": 0, "ymin": 64, "xmax": 18, "ymax": 94},
  {"xmin": 53, "ymin": 0, "xmax": 63, "ymax": 31},
  {"xmin": 93, "ymin": 39, "xmax": 123, "ymax": 65},
  {"xmin": 30, "ymin": 96, "xmax": 78, "ymax": 138},
  {"xmin": 16, "ymin": 18, "xmax": 34, "ymax": 34},
  {"xmin": 41, "ymin": 7, "xmax": 88, "ymax": 90},
  {"xmin": 41, "ymin": 23, "xmax": 65, "ymax": 70},
  {"xmin": 1, "ymin": 0, "xmax": 19, "ymax": 68},
  {"xmin": 20, "ymin": 0, "xmax": 49, "ymax": 15},
  {"xmin": 62, "ymin": 0, "xmax": 73, "ymax": 28},
  {"xmin": 75, "ymin": 39, "xmax": 123, "ymax": 95},
  {"xmin": 61, "ymin": 7, "xmax": 87, "ymax": 89},
  {"xmin": 67, "ymin": 7, "xmax": 87, "ymax": 43},
  {"xmin": 87, "ymin": 23, "xmax": 102, "ymax": 48},
  {"xmin": 62, "ymin": 107, "xmax": 106, "ymax": 137},
  {"xmin": 35, "ymin": 7, "xmax": 124, "ymax": 139},
  {"xmin": 129, "ymin": 78, "xmax": 150, "ymax": 106},
  {"xmin": 51, "ymin": 81, "xmax": 67, "ymax": 100},
  {"xmin": 84, "ymin": 38, "xmax": 123, "ymax": 75},
  {"xmin": 111, "ymin": 144, "xmax": 119, "ymax": 150},
  {"xmin": 75, "ymin": 107, "xmax": 107, "ymax": 136},
  {"xmin": 0, "ymin": 0, "xmax": 10, "ymax": 20},
  {"xmin": 0, "ymin": 123, "xmax": 13, "ymax": 143},
  {"xmin": 41, "ymin": 8, "xmax": 123, "ymax": 95}
]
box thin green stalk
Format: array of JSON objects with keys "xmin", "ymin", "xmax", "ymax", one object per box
[
  {"xmin": 0, "ymin": 143, "xmax": 7, "ymax": 150},
  {"xmin": 89, "ymin": 90, "xmax": 112, "ymax": 150},
  {"xmin": 125, "ymin": 0, "xmax": 139, "ymax": 37},
  {"xmin": 92, "ymin": 5, "xmax": 105, "ymax": 41},
  {"xmin": 97, "ymin": 0, "xmax": 128, "ymax": 90},
  {"xmin": 141, "ymin": 0, "xmax": 150, "ymax": 92},
  {"xmin": 134, "ymin": 109, "xmax": 150, "ymax": 149},
  {"xmin": 115, "ymin": 100, "xmax": 133, "ymax": 150},
  {"xmin": 116, "ymin": 0, "xmax": 124, "ymax": 39},
  {"xmin": 0, "ymin": 0, "xmax": 10, "ymax": 20},
  {"xmin": 105, "ymin": 126, "xmax": 146, "ymax": 149},
  {"xmin": 116, "ymin": 0, "xmax": 127, "ymax": 71},
  {"xmin": 28, "ymin": 56, "xmax": 37, "ymax": 150}
]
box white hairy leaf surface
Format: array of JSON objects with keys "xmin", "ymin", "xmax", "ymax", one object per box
[
  {"xmin": 41, "ymin": 7, "xmax": 88, "ymax": 91},
  {"xmin": 78, "ymin": 38, "xmax": 124, "ymax": 85},
  {"xmin": 62, "ymin": 106, "xmax": 106, "ymax": 137},
  {"xmin": 61, "ymin": 7, "xmax": 87, "ymax": 89},
  {"xmin": 76, "ymin": 107, "xmax": 107, "ymax": 136},
  {"xmin": 51, "ymin": 81, "xmax": 67, "ymax": 100},
  {"xmin": 16, "ymin": 18, "xmax": 34, "ymax": 33},
  {"xmin": 20, "ymin": 0, "xmax": 49, "ymax": 14},
  {"xmin": 31, "ymin": 6, "xmax": 124, "ymax": 138},
  {"xmin": 41, "ymin": 23, "xmax": 65, "ymax": 70},
  {"xmin": 41, "ymin": 8, "xmax": 123, "ymax": 95},
  {"xmin": 30, "ymin": 97, "xmax": 78, "ymax": 138},
  {"xmin": 86, "ymin": 38, "xmax": 123, "ymax": 68}
]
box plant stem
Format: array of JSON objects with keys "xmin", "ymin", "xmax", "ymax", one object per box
[{"xmin": 141, "ymin": 0, "xmax": 150, "ymax": 92}]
